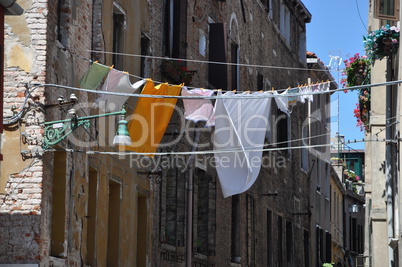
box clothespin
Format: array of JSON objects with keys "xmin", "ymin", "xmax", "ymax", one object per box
[
  {"xmin": 245, "ymin": 90, "xmax": 250, "ymax": 93},
  {"xmin": 94, "ymin": 61, "xmax": 99, "ymax": 64},
  {"xmin": 232, "ymin": 89, "xmax": 237, "ymax": 92},
  {"xmin": 271, "ymin": 87, "xmax": 275, "ymax": 92},
  {"xmin": 259, "ymin": 90, "xmax": 263, "ymax": 93},
  {"xmin": 124, "ymin": 71, "xmax": 128, "ymax": 74},
  {"xmin": 109, "ymin": 65, "xmax": 114, "ymax": 69}
]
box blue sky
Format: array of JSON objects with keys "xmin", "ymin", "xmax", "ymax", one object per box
[{"xmin": 302, "ymin": 0, "xmax": 369, "ymax": 150}]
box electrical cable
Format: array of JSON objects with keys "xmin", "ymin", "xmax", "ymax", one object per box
[
  {"xmin": 86, "ymin": 50, "xmax": 334, "ymax": 72},
  {"xmin": 355, "ymin": 0, "xmax": 368, "ymax": 32},
  {"xmin": 60, "ymin": 46, "xmax": 338, "ymax": 91}
]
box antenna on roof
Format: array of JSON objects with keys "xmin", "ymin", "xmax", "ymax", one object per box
[{"xmin": 327, "ymin": 49, "xmax": 342, "ymax": 71}]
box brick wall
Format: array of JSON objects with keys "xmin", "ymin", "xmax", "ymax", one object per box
[{"xmin": 1, "ymin": 0, "xmax": 48, "ymax": 263}]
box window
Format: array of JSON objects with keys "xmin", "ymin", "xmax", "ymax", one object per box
[
  {"xmin": 231, "ymin": 195, "xmax": 241, "ymax": 263},
  {"xmin": 301, "ymin": 124, "xmax": 309, "ymax": 171},
  {"xmin": 57, "ymin": 0, "xmax": 68, "ymax": 46},
  {"xmin": 274, "ymin": 108, "xmax": 290, "ymax": 152},
  {"xmin": 194, "ymin": 169, "xmax": 216, "ymax": 256},
  {"xmin": 286, "ymin": 221, "xmax": 293, "ymax": 262},
  {"xmin": 257, "ymin": 73, "xmax": 264, "ymax": 91},
  {"xmin": 208, "ymin": 23, "xmax": 227, "ymax": 89},
  {"xmin": 316, "ymin": 158, "xmax": 321, "ymax": 191},
  {"xmin": 137, "ymin": 195, "xmax": 148, "ymax": 266},
  {"xmin": 86, "ymin": 167, "xmax": 98, "ymax": 266},
  {"xmin": 246, "ymin": 194, "xmax": 256, "ymax": 266},
  {"xmin": 278, "ymin": 216, "xmax": 283, "ymax": 266},
  {"xmin": 303, "ymin": 230, "xmax": 310, "ymax": 267},
  {"xmin": 107, "ymin": 180, "xmax": 121, "ymax": 266},
  {"xmin": 140, "ymin": 34, "xmax": 151, "ymax": 78},
  {"xmin": 268, "ymin": 0, "xmax": 273, "ymax": 19},
  {"xmin": 164, "ymin": 0, "xmax": 187, "ymax": 58},
  {"xmin": 267, "ymin": 210, "xmax": 273, "ymax": 266},
  {"xmin": 280, "ymin": 2, "xmax": 290, "ymax": 43},
  {"xmin": 375, "ymin": 0, "xmax": 400, "ymax": 21},
  {"xmin": 299, "ymin": 28, "xmax": 306, "ymax": 63},
  {"xmin": 161, "ymin": 167, "xmax": 186, "ymax": 246},
  {"xmin": 325, "ymin": 231, "xmax": 331, "ymax": 263},
  {"xmin": 51, "ymin": 151, "xmax": 67, "ymax": 257},
  {"xmin": 112, "ymin": 4, "xmax": 126, "ymax": 70},
  {"xmin": 199, "ymin": 29, "xmax": 206, "ymax": 56},
  {"xmin": 231, "ymin": 43, "xmax": 239, "ymax": 90}
]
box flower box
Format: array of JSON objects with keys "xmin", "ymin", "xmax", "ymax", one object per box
[
  {"xmin": 161, "ymin": 60, "xmax": 196, "ymax": 85},
  {"xmin": 364, "ymin": 25, "xmax": 400, "ymax": 61}
]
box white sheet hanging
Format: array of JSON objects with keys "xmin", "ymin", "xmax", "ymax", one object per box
[
  {"xmin": 273, "ymin": 90, "xmax": 289, "ymax": 114},
  {"xmin": 213, "ymin": 91, "xmax": 272, "ymax": 197}
]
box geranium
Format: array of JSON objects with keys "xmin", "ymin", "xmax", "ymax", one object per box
[
  {"xmin": 344, "ymin": 169, "xmax": 360, "ymax": 182},
  {"xmin": 364, "ymin": 24, "xmax": 400, "ymax": 61},
  {"xmin": 161, "ymin": 60, "xmax": 196, "ymax": 85},
  {"xmin": 353, "ymin": 89, "xmax": 371, "ymax": 131},
  {"xmin": 340, "ymin": 53, "xmax": 371, "ymax": 89}
]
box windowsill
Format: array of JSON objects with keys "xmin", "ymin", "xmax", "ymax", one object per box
[
  {"xmin": 49, "ymin": 256, "xmax": 66, "ymax": 265},
  {"xmin": 193, "ymin": 253, "xmax": 208, "ymax": 260}
]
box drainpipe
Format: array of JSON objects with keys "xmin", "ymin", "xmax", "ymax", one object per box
[
  {"xmin": 0, "ymin": 0, "xmax": 24, "ymax": 15},
  {"xmin": 186, "ymin": 126, "xmax": 201, "ymax": 267},
  {"xmin": 386, "ymin": 54, "xmax": 395, "ymax": 267}
]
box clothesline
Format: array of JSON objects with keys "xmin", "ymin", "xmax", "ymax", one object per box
[
  {"xmin": 35, "ymin": 79, "xmax": 402, "ymax": 100},
  {"xmin": 46, "ymin": 138, "xmax": 388, "ymax": 157}
]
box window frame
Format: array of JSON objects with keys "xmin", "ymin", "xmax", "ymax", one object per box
[
  {"xmin": 279, "ymin": 1, "xmax": 291, "ymax": 44},
  {"xmin": 375, "ymin": 0, "xmax": 400, "ymax": 21}
]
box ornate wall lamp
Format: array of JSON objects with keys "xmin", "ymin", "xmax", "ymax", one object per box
[{"xmin": 42, "ymin": 99, "xmax": 131, "ymax": 149}]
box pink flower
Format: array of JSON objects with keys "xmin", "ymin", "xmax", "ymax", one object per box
[{"xmin": 392, "ymin": 39, "xmax": 398, "ymax": 43}]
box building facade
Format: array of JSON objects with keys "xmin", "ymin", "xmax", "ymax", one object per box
[
  {"xmin": 330, "ymin": 164, "xmax": 345, "ymax": 266},
  {"xmin": 0, "ymin": 0, "xmax": 342, "ymax": 266},
  {"xmin": 1, "ymin": 0, "xmax": 161, "ymax": 265},
  {"xmin": 365, "ymin": 0, "xmax": 402, "ymax": 266}
]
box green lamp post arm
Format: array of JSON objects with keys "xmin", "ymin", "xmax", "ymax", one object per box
[{"xmin": 42, "ymin": 108, "xmax": 127, "ymax": 149}]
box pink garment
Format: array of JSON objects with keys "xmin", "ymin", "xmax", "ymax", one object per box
[{"xmin": 181, "ymin": 87, "xmax": 215, "ymax": 123}]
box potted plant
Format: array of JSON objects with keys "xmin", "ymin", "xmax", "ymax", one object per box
[
  {"xmin": 341, "ymin": 53, "xmax": 371, "ymax": 131},
  {"xmin": 364, "ymin": 25, "xmax": 400, "ymax": 61},
  {"xmin": 161, "ymin": 59, "xmax": 196, "ymax": 85},
  {"xmin": 344, "ymin": 169, "xmax": 361, "ymax": 183},
  {"xmin": 340, "ymin": 53, "xmax": 371, "ymax": 88},
  {"xmin": 354, "ymin": 89, "xmax": 370, "ymax": 131}
]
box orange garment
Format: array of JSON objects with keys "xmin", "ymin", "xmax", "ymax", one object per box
[{"xmin": 126, "ymin": 80, "xmax": 182, "ymax": 156}]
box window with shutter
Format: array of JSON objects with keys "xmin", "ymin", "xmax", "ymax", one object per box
[{"xmin": 208, "ymin": 23, "xmax": 227, "ymax": 89}]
